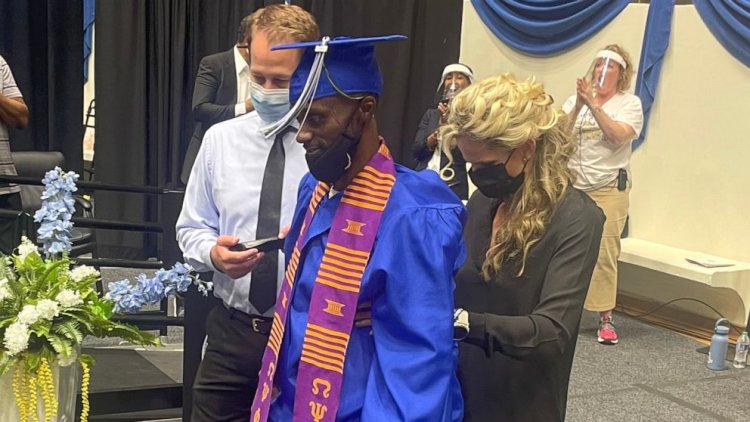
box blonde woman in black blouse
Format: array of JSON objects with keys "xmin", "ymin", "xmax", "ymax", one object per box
[{"xmin": 441, "ymin": 74, "xmax": 605, "ymax": 422}]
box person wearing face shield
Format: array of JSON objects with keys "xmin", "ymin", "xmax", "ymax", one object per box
[
  {"xmin": 441, "ymin": 74, "xmax": 604, "ymax": 422},
  {"xmin": 176, "ymin": 5, "xmax": 320, "ymax": 421},
  {"xmin": 563, "ymin": 44, "xmax": 643, "ymax": 346},
  {"xmin": 412, "ymin": 63, "xmax": 473, "ymax": 201},
  {"xmin": 247, "ymin": 36, "xmax": 465, "ymax": 422}
]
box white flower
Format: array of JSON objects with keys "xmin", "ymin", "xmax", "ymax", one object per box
[
  {"xmin": 17, "ymin": 236, "xmax": 38, "ymax": 261},
  {"xmin": 36, "ymin": 299, "xmax": 60, "ymax": 320},
  {"xmin": 3, "ymin": 322, "xmax": 30, "ymax": 355},
  {"xmin": 17, "ymin": 304, "xmax": 40, "ymax": 325},
  {"xmin": 56, "ymin": 289, "xmax": 83, "ymax": 308},
  {"xmin": 0, "ymin": 285, "xmax": 10, "ymax": 301},
  {"xmin": 70, "ymin": 265, "xmax": 100, "ymax": 282},
  {"xmin": 0, "ymin": 279, "xmax": 10, "ymax": 301},
  {"xmin": 57, "ymin": 348, "xmax": 79, "ymax": 367}
]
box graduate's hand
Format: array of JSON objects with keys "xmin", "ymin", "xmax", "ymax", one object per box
[
  {"xmin": 279, "ymin": 225, "xmax": 290, "ymax": 239},
  {"xmin": 210, "ymin": 235, "xmax": 264, "ymax": 279}
]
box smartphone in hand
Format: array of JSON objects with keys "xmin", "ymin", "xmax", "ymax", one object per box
[{"xmin": 229, "ymin": 237, "xmax": 284, "ymax": 253}]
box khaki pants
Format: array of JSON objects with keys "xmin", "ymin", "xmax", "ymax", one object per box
[{"xmin": 583, "ymin": 184, "xmax": 629, "ymax": 312}]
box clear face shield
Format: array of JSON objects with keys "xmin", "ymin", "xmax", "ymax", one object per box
[
  {"xmin": 584, "ymin": 50, "xmax": 626, "ymax": 95},
  {"xmin": 435, "ymin": 64, "xmax": 473, "ymax": 106},
  {"xmin": 441, "ymin": 80, "xmax": 459, "ymax": 104}
]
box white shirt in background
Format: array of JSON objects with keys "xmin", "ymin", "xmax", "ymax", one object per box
[
  {"xmin": 563, "ymin": 91, "xmax": 643, "ymax": 191},
  {"xmin": 233, "ymin": 45, "xmax": 250, "ymax": 117}
]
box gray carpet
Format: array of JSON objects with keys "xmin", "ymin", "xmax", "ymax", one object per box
[{"xmin": 567, "ymin": 311, "xmax": 750, "ymax": 421}]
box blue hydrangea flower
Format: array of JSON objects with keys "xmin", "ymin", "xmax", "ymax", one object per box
[
  {"xmin": 106, "ymin": 264, "xmax": 208, "ymax": 314},
  {"xmin": 34, "ymin": 167, "xmax": 78, "ymax": 257},
  {"xmin": 116, "ymin": 289, "xmax": 147, "ymax": 314},
  {"xmin": 105, "ymin": 280, "xmax": 134, "ymax": 304},
  {"xmin": 136, "ymin": 273, "xmax": 165, "ymax": 304}
]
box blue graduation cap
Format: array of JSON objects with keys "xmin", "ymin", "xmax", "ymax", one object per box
[{"xmin": 260, "ymin": 35, "xmax": 407, "ymax": 138}]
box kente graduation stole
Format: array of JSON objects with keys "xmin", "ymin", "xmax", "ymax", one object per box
[{"xmin": 250, "ymin": 143, "xmax": 396, "ymax": 422}]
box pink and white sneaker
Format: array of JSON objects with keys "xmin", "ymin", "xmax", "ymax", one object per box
[{"xmin": 597, "ymin": 318, "xmax": 619, "ymax": 345}]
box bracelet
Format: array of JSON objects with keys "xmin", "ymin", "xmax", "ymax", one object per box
[{"xmin": 453, "ymin": 308, "xmax": 470, "ymax": 340}]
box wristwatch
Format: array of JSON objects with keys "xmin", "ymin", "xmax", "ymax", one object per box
[{"xmin": 453, "ymin": 308, "xmax": 470, "ymax": 341}]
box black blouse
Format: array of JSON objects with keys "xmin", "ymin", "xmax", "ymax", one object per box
[{"xmin": 456, "ymin": 188, "xmax": 604, "ymax": 422}]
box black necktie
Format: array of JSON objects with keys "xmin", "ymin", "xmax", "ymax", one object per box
[{"xmin": 249, "ymin": 129, "xmax": 289, "ymax": 314}]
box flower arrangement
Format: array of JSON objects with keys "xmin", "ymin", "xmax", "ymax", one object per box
[{"xmin": 0, "ymin": 167, "xmax": 212, "ymax": 421}]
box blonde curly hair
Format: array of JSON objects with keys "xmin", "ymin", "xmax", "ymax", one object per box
[{"xmin": 441, "ymin": 74, "xmax": 576, "ymax": 279}]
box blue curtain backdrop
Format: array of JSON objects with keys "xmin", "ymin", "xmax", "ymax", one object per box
[
  {"xmin": 694, "ymin": 0, "xmax": 750, "ymax": 68},
  {"xmin": 470, "ymin": 0, "xmax": 630, "ymax": 56},
  {"xmin": 633, "ymin": 0, "xmax": 675, "ymax": 150},
  {"xmin": 83, "ymin": 0, "xmax": 95, "ymax": 81}
]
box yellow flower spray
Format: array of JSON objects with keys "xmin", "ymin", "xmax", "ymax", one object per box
[
  {"xmin": 37, "ymin": 358, "xmax": 58, "ymax": 421},
  {"xmin": 10, "ymin": 357, "xmax": 65, "ymax": 422},
  {"xmin": 12, "ymin": 363, "xmax": 29, "ymax": 422},
  {"xmin": 80, "ymin": 359, "xmax": 91, "ymax": 422},
  {"xmin": 27, "ymin": 373, "xmax": 39, "ymax": 422}
]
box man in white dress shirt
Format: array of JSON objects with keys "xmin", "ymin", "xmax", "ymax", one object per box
[{"xmin": 176, "ymin": 5, "xmax": 319, "ymax": 421}]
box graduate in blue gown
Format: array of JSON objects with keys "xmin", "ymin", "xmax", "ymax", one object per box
[{"xmin": 248, "ymin": 36, "xmax": 465, "ymax": 422}]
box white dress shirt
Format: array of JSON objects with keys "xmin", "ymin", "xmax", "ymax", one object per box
[
  {"xmin": 176, "ymin": 112, "xmax": 308, "ymax": 316},
  {"xmin": 233, "ymin": 46, "xmax": 250, "ymax": 117}
]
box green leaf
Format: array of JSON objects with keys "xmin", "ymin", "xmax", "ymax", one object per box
[
  {"xmin": 53, "ymin": 321, "xmax": 83, "ymax": 344},
  {"xmin": 47, "ymin": 334, "xmax": 73, "ymax": 359},
  {"xmin": 24, "ymin": 352, "xmax": 41, "ymax": 372},
  {"xmin": 0, "ymin": 353, "xmax": 17, "ymax": 377},
  {"xmin": 105, "ymin": 322, "xmax": 160, "ymax": 346},
  {"xmin": 79, "ymin": 353, "xmax": 95, "ymax": 367},
  {"xmin": 60, "ymin": 310, "xmax": 95, "ymax": 335},
  {"xmin": 30, "ymin": 320, "xmax": 52, "ymax": 337},
  {"xmin": 0, "ymin": 316, "xmax": 16, "ymax": 329},
  {"xmin": 31, "ymin": 258, "xmax": 67, "ymax": 297}
]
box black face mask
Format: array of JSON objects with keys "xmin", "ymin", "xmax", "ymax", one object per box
[
  {"xmin": 468, "ymin": 150, "xmax": 525, "ymax": 199},
  {"xmin": 305, "ymin": 103, "xmax": 363, "ymax": 184}
]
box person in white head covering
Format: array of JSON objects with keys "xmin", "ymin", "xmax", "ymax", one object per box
[
  {"xmin": 563, "ymin": 44, "xmax": 643, "ymax": 346},
  {"xmin": 412, "ymin": 63, "xmax": 474, "ymax": 201}
]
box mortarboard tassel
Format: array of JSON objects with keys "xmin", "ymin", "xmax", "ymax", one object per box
[{"xmin": 260, "ymin": 37, "xmax": 331, "ymax": 138}]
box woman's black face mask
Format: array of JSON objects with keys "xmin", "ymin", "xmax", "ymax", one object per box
[{"xmin": 468, "ymin": 149, "xmax": 525, "ymax": 199}]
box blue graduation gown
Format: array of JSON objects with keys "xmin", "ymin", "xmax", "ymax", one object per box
[{"xmin": 269, "ymin": 165, "xmax": 466, "ymax": 421}]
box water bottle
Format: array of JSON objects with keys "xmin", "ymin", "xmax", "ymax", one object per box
[
  {"xmin": 707, "ymin": 318, "xmax": 731, "ymax": 371},
  {"xmin": 733, "ymin": 331, "xmax": 750, "ymax": 368}
]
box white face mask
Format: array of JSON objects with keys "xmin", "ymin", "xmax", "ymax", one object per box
[{"xmin": 249, "ymin": 80, "xmax": 291, "ymax": 123}]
